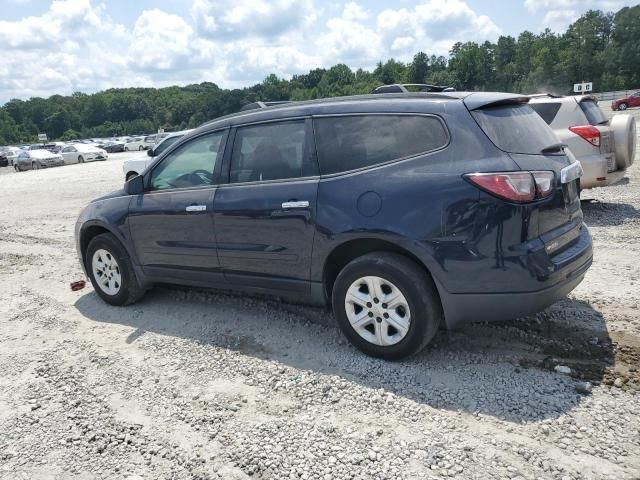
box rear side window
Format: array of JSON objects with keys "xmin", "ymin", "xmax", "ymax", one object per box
[
  {"xmin": 579, "ymin": 100, "xmax": 607, "ymax": 125},
  {"xmin": 230, "ymin": 120, "xmax": 306, "ymax": 183},
  {"xmin": 471, "ymin": 104, "xmax": 559, "ymax": 155},
  {"xmin": 529, "ymin": 102, "xmax": 561, "ymax": 125},
  {"xmin": 314, "ymin": 115, "xmax": 448, "ymax": 175}
]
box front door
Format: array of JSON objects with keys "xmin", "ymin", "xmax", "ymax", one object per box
[
  {"xmin": 213, "ymin": 119, "xmax": 318, "ymax": 293},
  {"xmin": 128, "ymin": 130, "xmax": 228, "ymax": 283}
]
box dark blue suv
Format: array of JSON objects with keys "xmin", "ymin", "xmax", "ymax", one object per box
[{"xmin": 75, "ymin": 92, "xmax": 592, "ymax": 359}]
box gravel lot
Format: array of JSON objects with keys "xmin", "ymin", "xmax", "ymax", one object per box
[{"xmin": 1, "ymin": 107, "xmax": 639, "ymax": 480}]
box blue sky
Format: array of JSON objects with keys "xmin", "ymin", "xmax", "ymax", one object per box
[{"xmin": 0, "ymin": 0, "xmax": 636, "ymax": 103}]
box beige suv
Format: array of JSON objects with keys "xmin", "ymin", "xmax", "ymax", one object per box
[{"xmin": 529, "ymin": 94, "xmax": 636, "ymax": 189}]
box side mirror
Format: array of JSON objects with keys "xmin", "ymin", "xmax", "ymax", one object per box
[
  {"xmin": 125, "ymin": 174, "xmax": 144, "ymax": 195},
  {"xmin": 147, "ymin": 148, "xmax": 154, "ymax": 157}
]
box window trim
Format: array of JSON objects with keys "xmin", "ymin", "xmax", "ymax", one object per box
[
  {"xmin": 143, "ymin": 128, "xmax": 229, "ymax": 194},
  {"xmin": 221, "ymin": 117, "xmax": 318, "ymax": 186},
  {"xmin": 311, "ymin": 112, "xmax": 451, "ymax": 178}
]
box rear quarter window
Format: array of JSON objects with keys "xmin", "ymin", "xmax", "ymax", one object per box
[
  {"xmin": 471, "ymin": 104, "xmax": 559, "ymax": 155},
  {"xmin": 314, "ymin": 114, "xmax": 448, "ymax": 175},
  {"xmin": 529, "ymin": 102, "xmax": 561, "ymax": 125}
]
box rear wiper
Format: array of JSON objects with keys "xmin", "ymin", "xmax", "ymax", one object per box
[{"xmin": 540, "ymin": 142, "xmax": 567, "ymax": 154}]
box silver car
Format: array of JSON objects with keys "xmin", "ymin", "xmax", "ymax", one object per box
[
  {"xmin": 529, "ymin": 94, "xmax": 636, "ymax": 189},
  {"xmin": 14, "ymin": 149, "xmax": 64, "ymax": 171}
]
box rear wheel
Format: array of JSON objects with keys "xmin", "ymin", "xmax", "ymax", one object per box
[
  {"xmin": 618, "ymin": 103, "xmax": 628, "ymax": 111},
  {"xmin": 32, "ymin": 162, "xmax": 39, "ymax": 170},
  {"xmin": 78, "ymin": 155, "xmax": 84, "ymax": 163},
  {"xmin": 332, "ymin": 252, "xmax": 442, "ymax": 360},
  {"xmin": 86, "ymin": 233, "xmax": 145, "ymax": 306},
  {"xmin": 138, "ymin": 146, "xmax": 144, "ymax": 151},
  {"xmin": 125, "ymin": 146, "xmax": 129, "ymax": 151}
]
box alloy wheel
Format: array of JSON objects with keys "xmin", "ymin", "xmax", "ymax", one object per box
[
  {"xmin": 91, "ymin": 248, "xmax": 122, "ymax": 296},
  {"xmin": 344, "ymin": 276, "xmax": 411, "ymax": 346}
]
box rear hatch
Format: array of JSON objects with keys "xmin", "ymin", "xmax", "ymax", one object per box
[
  {"xmin": 578, "ymin": 97, "xmax": 616, "ymax": 171},
  {"xmin": 465, "ymin": 94, "xmax": 582, "ymax": 241}
]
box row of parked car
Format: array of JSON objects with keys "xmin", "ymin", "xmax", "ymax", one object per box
[{"xmin": 0, "ymin": 133, "xmax": 170, "ymax": 172}]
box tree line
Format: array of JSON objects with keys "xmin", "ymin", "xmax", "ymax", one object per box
[{"xmin": 1, "ymin": 5, "xmax": 639, "ymax": 144}]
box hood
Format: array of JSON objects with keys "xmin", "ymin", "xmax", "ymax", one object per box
[{"xmin": 91, "ymin": 188, "xmax": 127, "ymax": 203}]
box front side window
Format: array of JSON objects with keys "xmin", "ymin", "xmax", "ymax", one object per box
[
  {"xmin": 154, "ymin": 135, "xmax": 182, "ymax": 157},
  {"xmin": 314, "ymin": 115, "xmax": 449, "ymax": 175},
  {"xmin": 149, "ymin": 131, "xmax": 225, "ymax": 191},
  {"xmin": 229, "ymin": 121, "xmax": 306, "ymax": 183}
]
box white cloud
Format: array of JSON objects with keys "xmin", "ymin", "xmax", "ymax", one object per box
[
  {"xmin": 525, "ymin": 0, "xmax": 637, "ymax": 32},
  {"xmin": 190, "ymin": 0, "xmax": 317, "ymax": 39},
  {"xmin": 8, "ymin": 0, "xmax": 628, "ymax": 105}
]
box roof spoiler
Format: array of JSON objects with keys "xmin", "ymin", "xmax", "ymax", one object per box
[
  {"xmin": 372, "ymin": 83, "xmax": 455, "ymax": 94},
  {"xmin": 577, "ymin": 95, "xmax": 599, "ymax": 103},
  {"xmin": 463, "ymin": 92, "xmax": 530, "ymax": 111}
]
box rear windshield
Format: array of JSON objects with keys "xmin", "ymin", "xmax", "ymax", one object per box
[
  {"xmin": 579, "ymin": 100, "xmax": 607, "ymax": 125},
  {"xmin": 529, "ymin": 102, "xmax": 561, "ymax": 125},
  {"xmin": 471, "ymin": 104, "xmax": 559, "ymax": 155}
]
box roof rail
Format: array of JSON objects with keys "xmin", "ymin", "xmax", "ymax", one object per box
[
  {"xmin": 372, "ymin": 84, "xmax": 455, "ymax": 94},
  {"xmin": 239, "ymin": 101, "xmax": 293, "ymax": 112}
]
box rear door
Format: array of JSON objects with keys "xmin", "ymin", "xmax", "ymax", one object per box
[
  {"xmin": 213, "ymin": 118, "xmax": 318, "ymax": 294},
  {"xmin": 578, "ymin": 98, "xmax": 615, "ymax": 171},
  {"xmin": 469, "ymin": 100, "xmax": 582, "ymax": 235}
]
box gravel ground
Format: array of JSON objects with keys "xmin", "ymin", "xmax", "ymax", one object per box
[{"xmin": 1, "ymin": 108, "xmax": 639, "ymax": 480}]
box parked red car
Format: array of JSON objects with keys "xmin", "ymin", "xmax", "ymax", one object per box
[{"xmin": 612, "ymin": 91, "xmax": 640, "ymax": 111}]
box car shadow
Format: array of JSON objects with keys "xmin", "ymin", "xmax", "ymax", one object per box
[
  {"xmin": 74, "ymin": 286, "xmax": 614, "ymax": 423},
  {"xmin": 581, "ymin": 199, "xmax": 640, "ymax": 226}
]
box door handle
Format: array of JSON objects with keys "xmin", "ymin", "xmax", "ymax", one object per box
[
  {"xmin": 281, "ymin": 201, "xmax": 309, "ymax": 209},
  {"xmin": 185, "ymin": 205, "xmax": 207, "ymax": 212}
]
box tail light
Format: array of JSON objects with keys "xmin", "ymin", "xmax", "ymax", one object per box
[
  {"xmin": 569, "ymin": 125, "xmax": 600, "ymax": 147},
  {"xmin": 465, "ymin": 171, "xmax": 555, "ymax": 203}
]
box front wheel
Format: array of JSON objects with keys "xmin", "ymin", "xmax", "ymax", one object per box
[
  {"xmin": 32, "ymin": 162, "xmax": 39, "ymax": 170},
  {"xmin": 86, "ymin": 233, "xmax": 146, "ymax": 306},
  {"xmin": 618, "ymin": 103, "xmax": 628, "ymax": 111},
  {"xmin": 332, "ymin": 252, "xmax": 442, "ymax": 360},
  {"xmin": 138, "ymin": 146, "xmax": 144, "ymax": 151}
]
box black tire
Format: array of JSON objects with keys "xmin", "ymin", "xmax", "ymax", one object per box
[
  {"xmin": 618, "ymin": 103, "xmax": 628, "ymax": 111},
  {"xmin": 32, "ymin": 162, "xmax": 39, "ymax": 170},
  {"xmin": 15, "ymin": 164, "xmax": 21, "ymax": 172},
  {"xmin": 332, "ymin": 252, "xmax": 442, "ymax": 360},
  {"xmin": 125, "ymin": 146, "xmax": 129, "ymax": 151},
  {"xmin": 85, "ymin": 233, "xmax": 146, "ymax": 306},
  {"xmin": 78, "ymin": 155, "xmax": 84, "ymax": 163},
  {"xmin": 138, "ymin": 146, "xmax": 144, "ymax": 151}
]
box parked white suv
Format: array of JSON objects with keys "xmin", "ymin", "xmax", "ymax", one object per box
[{"xmin": 529, "ymin": 94, "xmax": 636, "ymax": 189}]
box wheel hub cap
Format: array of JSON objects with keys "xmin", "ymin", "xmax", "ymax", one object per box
[
  {"xmin": 91, "ymin": 249, "xmax": 122, "ymax": 296},
  {"xmin": 344, "ymin": 276, "xmax": 411, "ymax": 346}
]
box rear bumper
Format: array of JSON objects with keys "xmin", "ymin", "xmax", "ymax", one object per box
[
  {"xmin": 438, "ymin": 225, "xmax": 592, "ymax": 329},
  {"xmin": 579, "ymin": 153, "xmax": 625, "ymax": 188}
]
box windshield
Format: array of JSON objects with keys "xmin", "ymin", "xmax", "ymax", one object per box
[
  {"xmin": 471, "ymin": 103, "xmax": 560, "ymax": 155},
  {"xmin": 579, "ymin": 100, "xmax": 607, "ymax": 125}
]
